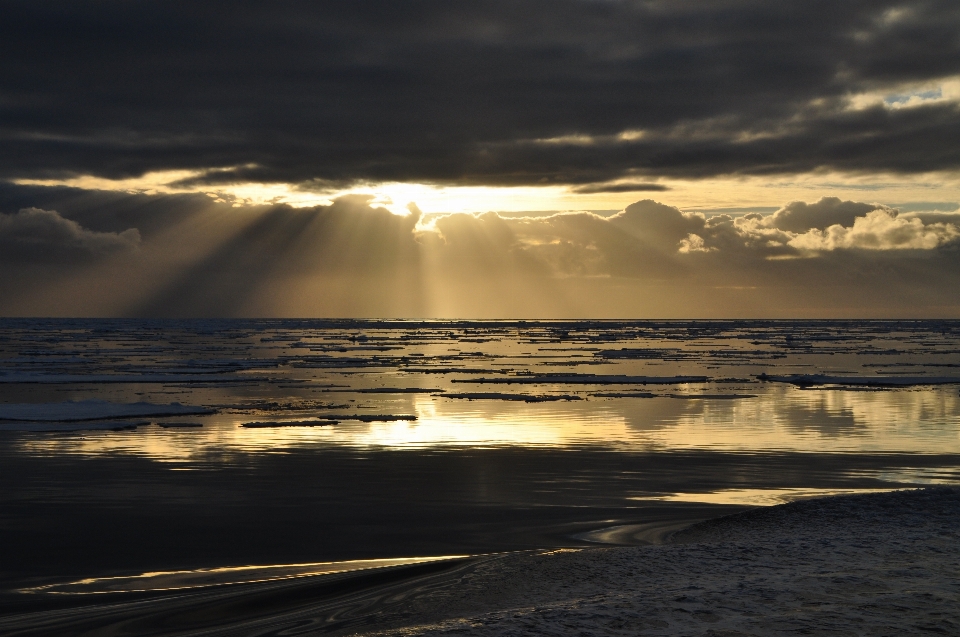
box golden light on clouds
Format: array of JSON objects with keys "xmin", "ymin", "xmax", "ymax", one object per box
[{"xmin": 14, "ymin": 170, "xmax": 960, "ymax": 216}]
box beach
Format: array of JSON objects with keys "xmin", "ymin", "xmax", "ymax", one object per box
[
  {"xmin": 2, "ymin": 488, "xmax": 957, "ymax": 636},
  {"xmin": 359, "ymin": 488, "xmax": 960, "ymax": 636}
]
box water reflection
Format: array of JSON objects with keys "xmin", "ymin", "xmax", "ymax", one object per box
[
  {"xmin": 3, "ymin": 319, "xmax": 959, "ymax": 462},
  {"xmin": 4, "ymin": 320, "xmax": 960, "ymax": 595},
  {"xmin": 14, "ymin": 386, "xmax": 960, "ymax": 461},
  {"xmin": 24, "ymin": 556, "xmax": 467, "ymax": 594},
  {"xmin": 641, "ymin": 487, "xmax": 897, "ymax": 506}
]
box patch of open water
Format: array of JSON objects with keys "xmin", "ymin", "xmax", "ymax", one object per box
[{"xmin": 1, "ymin": 319, "xmax": 958, "ymax": 593}]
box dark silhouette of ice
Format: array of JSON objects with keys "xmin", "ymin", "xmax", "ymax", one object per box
[
  {"xmin": 0, "ymin": 420, "xmax": 151, "ymax": 432},
  {"xmin": 443, "ymin": 393, "xmax": 582, "ymax": 402},
  {"xmin": 241, "ymin": 420, "xmax": 339, "ymax": 428},
  {"xmin": 453, "ymin": 374, "xmax": 710, "ymax": 385},
  {"xmin": 758, "ymin": 373, "xmax": 960, "ymax": 387},
  {"xmin": 0, "ymin": 400, "xmax": 212, "ymax": 422},
  {"xmin": 317, "ymin": 414, "xmax": 418, "ymax": 422}
]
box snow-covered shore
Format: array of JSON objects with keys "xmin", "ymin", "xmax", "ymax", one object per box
[
  {"xmin": 365, "ymin": 488, "xmax": 960, "ymax": 636},
  {"xmin": 1, "ymin": 489, "xmax": 956, "ymax": 636}
]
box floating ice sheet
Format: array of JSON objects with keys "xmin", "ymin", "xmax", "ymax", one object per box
[
  {"xmin": 443, "ymin": 393, "xmax": 582, "ymax": 402},
  {"xmin": 663, "ymin": 393, "xmax": 758, "ymax": 399},
  {"xmin": 758, "ymin": 373, "xmax": 960, "ymax": 387},
  {"xmin": 0, "ymin": 374, "xmax": 265, "ymax": 384},
  {"xmin": 591, "ymin": 392, "xmax": 657, "ymax": 398},
  {"xmin": 0, "ymin": 420, "xmax": 151, "ymax": 432},
  {"xmin": 453, "ymin": 374, "xmax": 710, "ymax": 385},
  {"xmin": 326, "ymin": 388, "xmax": 445, "ymax": 394},
  {"xmin": 241, "ymin": 420, "xmax": 339, "ymax": 428},
  {"xmin": 317, "ymin": 414, "xmax": 419, "ymax": 422},
  {"xmin": 590, "ymin": 392, "xmax": 756, "ymax": 399},
  {"xmin": 0, "ymin": 400, "xmax": 213, "ymax": 422}
]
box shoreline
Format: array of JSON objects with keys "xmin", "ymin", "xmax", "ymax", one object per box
[
  {"xmin": 2, "ymin": 488, "xmax": 957, "ymax": 635},
  {"xmin": 363, "ymin": 487, "xmax": 959, "ymax": 636}
]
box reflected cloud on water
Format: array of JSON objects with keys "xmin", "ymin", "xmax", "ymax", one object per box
[{"xmin": 14, "ymin": 386, "xmax": 960, "ymax": 462}]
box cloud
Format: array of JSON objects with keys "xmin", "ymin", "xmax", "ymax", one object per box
[
  {"xmin": 886, "ymin": 201, "xmax": 959, "ymax": 213},
  {"xmin": 572, "ymin": 183, "xmax": 669, "ymax": 194},
  {"xmin": 609, "ymin": 200, "xmax": 706, "ymax": 245},
  {"xmin": 765, "ymin": 197, "xmax": 889, "ymax": 232},
  {"xmin": 1, "ymin": 183, "xmax": 959, "ymax": 317},
  {"xmin": 422, "ymin": 196, "xmax": 960, "ymax": 281},
  {"xmin": 788, "ymin": 209, "xmax": 960, "ymax": 251},
  {"xmin": 1, "ymin": 2, "xmax": 960, "ymax": 186},
  {"xmin": 0, "ymin": 208, "xmax": 140, "ymax": 262}
]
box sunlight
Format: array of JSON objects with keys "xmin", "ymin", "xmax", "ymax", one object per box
[{"xmin": 13, "ymin": 170, "xmax": 960, "ymax": 218}]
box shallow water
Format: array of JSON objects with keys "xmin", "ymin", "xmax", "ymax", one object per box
[{"xmin": 1, "ymin": 319, "xmax": 958, "ymax": 593}]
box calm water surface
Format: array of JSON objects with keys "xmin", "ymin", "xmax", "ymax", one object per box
[{"xmin": 1, "ymin": 319, "xmax": 958, "ymax": 590}]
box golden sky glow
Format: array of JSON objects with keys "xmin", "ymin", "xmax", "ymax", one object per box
[{"xmin": 15, "ymin": 170, "xmax": 960, "ymax": 216}]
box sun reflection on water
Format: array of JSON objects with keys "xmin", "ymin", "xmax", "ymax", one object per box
[{"xmin": 14, "ymin": 387, "xmax": 960, "ymax": 463}]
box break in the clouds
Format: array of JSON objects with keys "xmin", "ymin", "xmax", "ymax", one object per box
[
  {"xmin": 2, "ymin": 1, "xmax": 960, "ymax": 187},
  {"xmin": 1, "ymin": 184, "xmax": 958, "ymax": 317}
]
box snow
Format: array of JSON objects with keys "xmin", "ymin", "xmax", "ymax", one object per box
[{"xmin": 365, "ymin": 488, "xmax": 960, "ymax": 636}]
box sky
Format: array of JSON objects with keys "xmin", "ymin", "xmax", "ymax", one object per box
[{"xmin": 2, "ymin": 0, "xmax": 960, "ymax": 317}]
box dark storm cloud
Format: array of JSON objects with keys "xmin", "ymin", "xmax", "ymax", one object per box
[
  {"xmin": 766, "ymin": 198, "xmax": 887, "ymax": 232},
  {"xmin": 0, "ymin": 208, "xmax": 139, "ymax": 262},
  {"xmin": 572, "ymin": 183, "xmax": 669, "ymax": 194},
  {"xmin": 2, "ymin": 1, "xmax": 960, "ymax": 186},
  {"xmin": 0, "ymin": 182, "xmax": 228, "ymax": 237}
]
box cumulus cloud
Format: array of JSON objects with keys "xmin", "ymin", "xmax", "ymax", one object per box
[
  {"xmin": 765, "ymin": 198, "xmax": 889, "ymax": 232},
  {"xmin": 0, "ymin": 208, "xmax": 140, "ymax": 262},
  {"xmin": 609, "ymin": 200, "xmax": 706, "ymax": 246},
  {"xmin": 789, "ymin": 209, "xmax": 960, "ymax": 251},
  {"xmin": 1, "ymin": 184, "xmax": 959, "ymax": 317},
  {"xmin": 421, "ymin": 196, "xmax": 960, "ymax": 275}
]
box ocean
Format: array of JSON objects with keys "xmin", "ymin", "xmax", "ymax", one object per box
[{"xmin": 1, "ymin": 319, "xmax": 959, "ymax": 597}]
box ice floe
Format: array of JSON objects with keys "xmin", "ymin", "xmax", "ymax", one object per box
[
  {"xmin": 442, "ymin": 393, "xmax": 582, "ymax": 402},
  {"xmin": 758, "ymin": 372, "xmax": 960, "ymax": 386},
  {"xmin": 0, "ymin": 420, "xmax": 152, "ymax": 432},
  {"xmin": 241, "ymin": 420, "xmax": 339, "ymax": 428},
  {"xmin": 317, "ymin": 414, "xmax": 418, "ymax": 422},
  {"xmin": 0, "ymin": 400, "xmax": 213, "ymax": 422},
  {"xmin": 453, "ymin": 374, "xmax": 710, "ymax": 385}
]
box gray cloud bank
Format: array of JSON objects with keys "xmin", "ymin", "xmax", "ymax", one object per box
[
  {"xmin": 2, "ymin": 1, "xmax": 960, "ymax": 187},
  {"xmin": 0, "ymin": 208, "xmax": 139, "ymax": 262},
  {"xmin": 1, "ymin": 184, "xmax": 959, "ymax": 317}
]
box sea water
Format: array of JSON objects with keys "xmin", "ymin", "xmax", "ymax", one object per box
[{"xmin": 1, "ymin": 319, "xmax": 958, "ymax": 590}]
